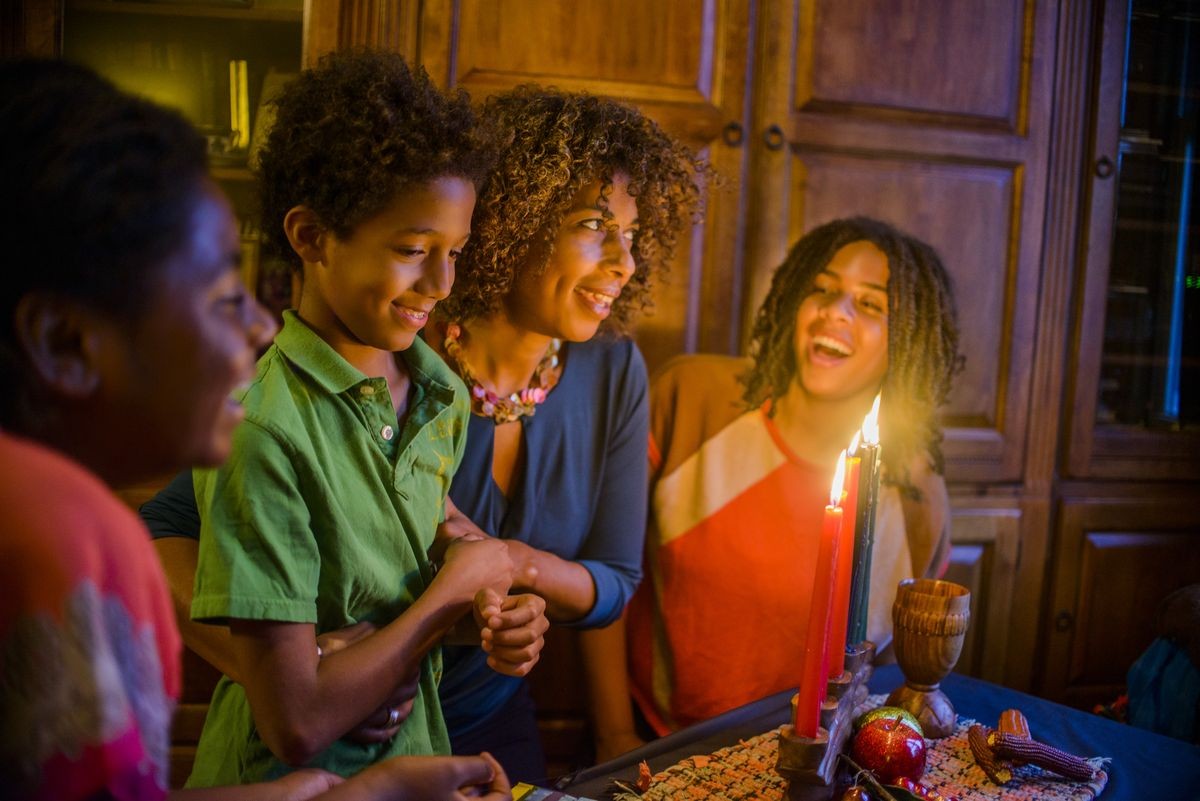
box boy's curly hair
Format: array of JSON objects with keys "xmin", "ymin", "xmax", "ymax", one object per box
[
  {"xmin": 440, "ymin": 86, "xmax": 703, "ymax": 331},
  {"xmin": 743, "ymin": 217, "xmax": 963, "ymax": 491},
  {"xmin": 257, "ymin": 49, "xmax": 493, "ymax": 269}
]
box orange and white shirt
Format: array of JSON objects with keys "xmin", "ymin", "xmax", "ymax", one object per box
[{"xmin": 626, "ymin": 355, "xmax": 919, "ymax": 734}]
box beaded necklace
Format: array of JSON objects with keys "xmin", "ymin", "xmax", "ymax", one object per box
[{"xmin": 442, "ymin": 322, "xmax": 563, "ymax": 424}]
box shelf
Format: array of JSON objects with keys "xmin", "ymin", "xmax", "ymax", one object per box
[
  {"xmin": 1114, "ymin": 219, "xmax": 1180, "ymax": 233},
  {"xmin": 211, "ymin": 165, "xmax": 255, "ymax": 182},
  {"xmin": 67, "ymin": 0, "xmax": 302, "ymax": 23}
]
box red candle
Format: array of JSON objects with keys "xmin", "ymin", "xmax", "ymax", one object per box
[
  {"xmin": 826, "ymin": 445, "xmax": 860, "ymax": 678},
  {"xmin": 793, "ymin": 453, "xmax": 845, "ymax": 737}
]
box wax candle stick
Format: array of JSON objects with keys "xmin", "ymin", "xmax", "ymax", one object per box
[
  {"xmin": 848, "ymin": 443, "xmax": 880, "ymax": 644},
  {"xmin": 794, "ymin": 453, "xmax": 845, "ymax": 738},
  {"xmin": 827, "ymin": 436, "xmax": 860, "ymax": 678},
  {"xmin": 845, "ymin": 395, "xmax": 881, "ymax": 646}
]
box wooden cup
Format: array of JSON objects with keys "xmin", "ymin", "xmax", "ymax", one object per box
[{"xmin": 885, "ymin": 578, "xmax": 971, "ymax": 738}]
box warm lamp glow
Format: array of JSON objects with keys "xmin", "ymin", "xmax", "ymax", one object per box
[
  {"xmin": 862, "ymin": 394, "xmax": 881, "ymax": 446},
  {"xmin": 830, "ymin": 449, "xmax": 847, "ymax": 507}
]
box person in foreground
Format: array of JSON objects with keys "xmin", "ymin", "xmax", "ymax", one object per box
[
  {"xmin": 428, "ymin": 86, "xmax": 702, "ymax": 780},
  {"xmin": 589, "ymin": 216, "xmax": 963, "ymax": 759},
  {"xmin": 0, "ymin": 59, "xmax": 510, "ymax": 800},
  {"xmin": 174, "ymin": 51, "xmax": 546, "ymax": 787}
]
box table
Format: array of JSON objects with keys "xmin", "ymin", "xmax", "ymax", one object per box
[{"xmin": 563, "ymin": 664, "xmax": 1200, "ymax": 800}]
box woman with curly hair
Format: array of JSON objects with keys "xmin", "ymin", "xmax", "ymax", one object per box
[
  {"xmin": 425, "ymin": 86, "xmax": 702, "ymax": 781},
  {"xmin": 139, "ymin": 49, "xmax": 548, "ymax": 788},
  {"xmin": 589, "ymin": 216, "xmax": 962, "ymax": 758}
]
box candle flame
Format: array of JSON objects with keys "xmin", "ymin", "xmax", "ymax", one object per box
[
  {"xmin": 862, "ymin": 394, "xmax": 881, "ymax": 446},
  {"xmin": 831, "ymin": 449, "xmax": 847, "ymax": 507},
  {"xmin": 848, "ymin": 429, "xmax": 861, "ymax": 456}
]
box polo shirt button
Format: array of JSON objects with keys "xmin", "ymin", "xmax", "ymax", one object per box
[
  {"xmin": 381, "ymin": 424, "xmax": 394, "ymax": 441},
  {"xmin": 360, "ymin": 385, "xmax": 375, "ymax": 396}
]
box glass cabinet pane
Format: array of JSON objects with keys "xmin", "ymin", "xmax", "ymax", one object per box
[
  {"xmin": 1100, "ymin": 0, "xmax": 1200, "ymax": 429},
  {"xmin": 61, "ymin": 0, "xmax": 304, "ymax": 317}
]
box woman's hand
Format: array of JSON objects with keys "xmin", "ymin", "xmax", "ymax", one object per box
[
  {"xmin": 259, "ymin": 767, "xmax": 344, "ymax": 800},
  {"xmin": 476, "ymin": 589, "xmax": 549, "ymax": 677},
  {"xmin": 341, "ymin": 668, "xmax": 420, "ymax": 745},
  {"xmin": 363, "ymin": 752, "xmax": 511, "ymax": 801},
  {"xmin": 437, "ymin": 537, "xmax": 514, "ymax": 600},
  {"xmin": 310, "ymin": 621, "xmax": 416, "ymax": 745},
  {"xmin": 499, "ymin": 539, "xmax": 542, "ymax": 593}
]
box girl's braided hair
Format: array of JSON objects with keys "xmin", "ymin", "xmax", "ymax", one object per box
[{"xmin": 743, "ymin": 217, "xmax": 962, "ymax": 491}]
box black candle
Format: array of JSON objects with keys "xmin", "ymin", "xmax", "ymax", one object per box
[{"xmin": 845, "ymin": 395, "xmax": 881, "ymax": 646}]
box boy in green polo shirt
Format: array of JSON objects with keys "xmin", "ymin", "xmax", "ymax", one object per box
[{"xmin": 185, "ymin": 50, "xmax": 548, "ymax": 786}]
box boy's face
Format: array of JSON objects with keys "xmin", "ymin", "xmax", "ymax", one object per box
[
  {"xmin": 505, "ymin": 171, "xmax": 639, "ymax": 342},
  {"xmin": 105, "ymin": 180, "xmax": 276, "ymax": 473},
  {"xmin": 316, "ymin": 176, "xmax": 475, "ymax": 353},
  {"xmin": 791, "ymin": 240, "xmax": 890, "ymax": 404}
]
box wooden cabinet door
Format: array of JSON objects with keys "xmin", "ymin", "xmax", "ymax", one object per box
[
  {"xmin": 943, "ymin": 501, "xmax": 1021, "ymax": 685},
  {"xmin": 1065, "ymin": 0, "xmax": 1200, "ymax": 481},
  {"xmin": 1042, "ymin": 490, "xmax": 1200, "ymax": 709},
  {"xmin": 407, "ymin": 0, "xmax": 754, "ymax": 369},
  {"xmin": 745, "ymin": 0, "xmax": 1057, "ymax": 484}
]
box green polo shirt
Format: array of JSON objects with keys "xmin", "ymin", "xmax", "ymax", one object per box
[{"xmin": 186, "ymin": 311, "xmax": 468, "ymax": 786}]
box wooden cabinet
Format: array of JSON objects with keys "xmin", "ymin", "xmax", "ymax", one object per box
[
  {"xmin": 1066, "ymin": 0, "xmax": 1200, "ymax": 481},
  {"xmin": 1042, "ymin": 489, "xmax": 1200, "ymax": 709},
  {"xmin": 744, "ymin": 0, "xmax": 1058, "ymax": 486},
  {"xmin": 943, "ymin": 500, "xmax": 1021, "ymax": 686}
]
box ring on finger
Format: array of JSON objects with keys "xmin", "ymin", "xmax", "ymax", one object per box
[{"xmin": 386, "ymin": 707, "xmax": 401, "ymax": 727}]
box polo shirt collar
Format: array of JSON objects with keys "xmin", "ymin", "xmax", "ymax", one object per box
[{"xmin": 273, "ymin": 310, "xmax": 459, "ymax": 401}]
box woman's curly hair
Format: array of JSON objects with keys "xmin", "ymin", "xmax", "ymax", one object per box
[
  {"xmin": 257, "ymin": 49, "xmax": 493, "ymax": 269},
  {"xmin": 743, "ymin": 217, "xmax": 963, "ymax": 491},
  {"xmin": 440, "ymin": 85, "xmax": 703, "ymax": 331}
]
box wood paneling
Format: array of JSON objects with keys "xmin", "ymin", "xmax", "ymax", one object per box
[
  {"xmin": 415, "ymin": 0, "xmax": 754, "ymax": 368},
  {"xmin": 803, "ymin": 0, "xmax": 1025, "ymax": 128},
  {"xmin": 1065, "ymin": 0, "xmax": 1200, "ymax": 481},
  {"xmin": 744, "ymin": 0, "xmax": 1056, "ymax": 484},
  {"xmin": 2, "ymin": 0, "xmax": 58, "ymax": 57},
  {"xmin": 943, "ymin": 503, "xmax": 1020, "ymax": 685},
  {"xmin": 1043, "ymin": 490, "xmax": 1200, "ymax": 709},
  {"xmin": 169, "ymin": 647, "xmax": 222, "ymax": 787},
  {"xmin": 528, "ymin": 627, "xmax": 589, "ymax": 779},
  {"xmin": 303, "ymin": 0, "xmax": 420, "ymax": 66},
  {"xmin": 792, "ymin": 153, "xmax": 1015, "ymax": 432}
]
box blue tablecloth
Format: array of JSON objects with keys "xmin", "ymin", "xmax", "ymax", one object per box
[{"xmin": 564, "ymin": 664, "xmax": 1200, "ymax": 800}]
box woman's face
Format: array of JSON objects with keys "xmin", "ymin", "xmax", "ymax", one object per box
[
  {"xmin": 791, "ymin": 240, "xmax": 890, "ymax": 404},
  {"xmin": 112, "ymin": 180, "xmax": 276, "ymax": 471},
  {"xmin": 504, "ymin": 172, "xmax": 639, "ymax": 342}
]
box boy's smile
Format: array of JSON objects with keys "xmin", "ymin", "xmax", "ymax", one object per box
[{"xmin": 300, "ymin": 176, "xmax": 476, "ymax": 369}]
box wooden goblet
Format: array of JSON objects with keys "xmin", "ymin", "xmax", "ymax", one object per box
[{"xmin": 885, "ymin": 578, "xmax": 971, "ymax": 738}]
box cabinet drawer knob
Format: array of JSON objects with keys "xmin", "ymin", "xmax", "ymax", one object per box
[
  {"xmin": 722, "ymin": 121, "xmax": 744, "ymax": 148},
  {"xmin": 763, "ymin": 124, "xmax": 785, "ymax": 151},
  {"xmin": 1054, "ymin": 610, "xmax": 1074, "ymax": 632},
  {"xmin": 1094, "ymin": 156, "xmax": 1115, "ymax": 179}
]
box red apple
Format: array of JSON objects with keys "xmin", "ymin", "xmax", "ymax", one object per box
[{"xmin": 849, "ymin": 717, "xmax": 927, "ymax": 784}]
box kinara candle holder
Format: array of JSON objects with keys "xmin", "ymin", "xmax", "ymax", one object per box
[{"xmin": 775, "ymin": 641, "xmax": 875, "ymax": 800}]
